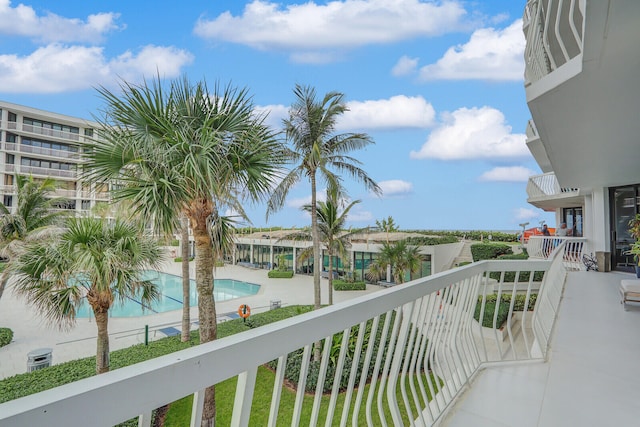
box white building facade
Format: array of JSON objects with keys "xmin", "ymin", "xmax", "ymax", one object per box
[
  {"xmin": 523, "ymin": 0, "xmax": 640, "ymax": 272},
  {"xmin": 0, "ymin": 101, "xmax": 108, "ymax": 215}
]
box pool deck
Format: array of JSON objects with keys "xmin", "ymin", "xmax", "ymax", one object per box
[{"xmin": 0, "ymin": 259, "xmax": 382, "ymax": 379}]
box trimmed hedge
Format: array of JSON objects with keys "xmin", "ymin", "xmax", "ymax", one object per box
[
  {"xmin": 333, "ymin": 280, "xmax": 366, "ymax": 291},
  {"xmin": 268, "ymin": 270, "xmax": 294, "ymax": 278},
  {"xmin": 0, "ymin": 306, "xmax": 312, "ymax": 405},
  {"xmin": 173, "ymin": 257, "xmax": 194, "ymax": 262},
  {"xmin": 0, "ymin": 328, "xmax": 13, "ymax": 348},
  {"xmin": 470, "ymin": 243, "xmax": 513, "ymax": 261},
  {"xmin": 474, "ymin": 293, "xmax": 538, "ymax": 328},
  {"xmin": 403, "ymin": 235, "xmax": 458, "ymax": 245}
]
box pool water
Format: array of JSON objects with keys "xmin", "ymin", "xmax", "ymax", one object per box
[{"xmin": 76, "ymin": 271, "xmax": 260, "ymax": 318}]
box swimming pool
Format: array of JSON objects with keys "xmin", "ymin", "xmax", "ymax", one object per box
[{"xmin": 76, "ymin": 271, "xmax": 260, "ymax": 318}]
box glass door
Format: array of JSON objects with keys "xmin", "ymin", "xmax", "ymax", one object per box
[{"xmin": 611, "ymin": 186, "xmax": 638, "ymax": 272}]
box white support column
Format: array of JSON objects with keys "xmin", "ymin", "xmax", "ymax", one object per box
[
  {"xmin": 137, "ymin": 411, "xmax": 152, "ymax": 427},
  {"xmin": 190, "ymin": 389, "xmax": 205, "ymax": 427}
]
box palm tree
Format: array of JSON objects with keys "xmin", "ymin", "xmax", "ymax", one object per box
[
  {"xmin": 299, "ymin": 186, "xmax": 361, "ymax": 305},
  {"xmin": 376, "ymin": 215, "xmax": 399, "ymax": 244},
  {"xmin": 180, "ymin": 215, "xmax": 190, "ymax": 343},
  {"xmin": 84, "ymin": 75, "xmax": 283, "ymax": 425},
  {"xmin": 367, "ymin": 240, "xmax": 422, "ymax": 284},
  {"xmin": 10, "ymin": 216, "xmax": 162, "ymax": 374},
  {"xmin": 0, "ymin": 175, "xmax": 66, "ymax": 300},
  {"xmin": 268, "ymin": 84, "xmax": 381, "ymax": 311}
]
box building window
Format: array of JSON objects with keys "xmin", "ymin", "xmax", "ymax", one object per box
[
  {"xmin": 81, "ymin": 200, "xmax": 91, "ymax": 210},
  {"xmin": 8, "ymin": 112, "xmax": 16, "ymax": 122},
  {"xmin": 5, "ymin": 133, "xmax": 16, "ymax": 143},
  {"xmin": 84, "ymin": 128, "xmax": 94, "ymax": 137},
  {"xmin": 3, "ymin": 195, "xmax": 12, "ymax": 207},
  {"xmin": 5, "ymin": 154, "xmax": 14, "ymax": 164}
]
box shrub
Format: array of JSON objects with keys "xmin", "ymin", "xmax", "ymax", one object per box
[
  {"xmin": 333, "ymin": 280, "xmax": 366, "ymax": 291},
  {"xmin": 268, "ymin": 270, "xmax": 293, "ymax": 278},
  {"xmin": 474, "ymin": 293, "xmax": 538, "ymax": 328},
  {"xmin": 470, "ymin": 243, "xmax": 513, "ymax": 261},
  {"xmin": 489, "ymin": 270, "xmax": 545, "ymax": 283},
  {"xmin": 173, "ymin": 257, "xmax": 194, "ymax": 262},
  {"xmin": 0, "ymin": 328, "xmax": 13, "ymax": 348},
  {"xmin": 0, "ymin": 306, "xmax": 313, "ymax": 405},
  {"xmin": 170, "ymin": 239, "xmax": 180, "ymax": 247}
]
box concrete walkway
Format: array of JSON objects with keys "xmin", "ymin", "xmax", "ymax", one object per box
[{"xmin": 0, "ymin": 260, "xmax": 381, "ymax": 379}]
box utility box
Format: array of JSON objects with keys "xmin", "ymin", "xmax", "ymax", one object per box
[
  {"xmin": 270, "ymin": 299, "xmax": 281, "ymax": 310},
  {"xmin": 27, "ymin": 348, "xmax": 52, "ymax": 372}
]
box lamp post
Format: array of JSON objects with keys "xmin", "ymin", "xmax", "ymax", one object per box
[{"xmin": 519, "ymin": 222, "xmax": 529, "ymax": 249}]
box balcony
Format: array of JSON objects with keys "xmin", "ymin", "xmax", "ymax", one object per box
[
  {"xmin": 526, "ymin": 235, "xmax": 588, "ymax": 270},
  {"xmin": 523, "ymin": 0, "xmax": 584, "ymax": 86},
  {"xmin": 2, "ymin": 164, "xmax": 77, "ymax": 179},
  {"xmin": 5, "ymin": 122, "xmax": 83, "ymax": 142},
  {"xmin": 3, "ymin": 142, "xmax": 81, "ymax": 161},
  {"xmin": 525, "ymin": 120, "xmax": 551, "ymax": 173},
  {"xmin": 526, "ymin": 172, "xmax": 582, "ymax": 210},
  {"xmin": 0, "ymin": 249, "xmax": 569, "ymax": 426}
]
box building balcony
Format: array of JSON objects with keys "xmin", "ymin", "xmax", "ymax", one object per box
[
  {"xmin": 0, "ymin": 249, "xmax": 570, "ymax": 426},
  {"xmin": 4, "ymin": 121, "xmax": 83, "ymax": 143},
  {"xmin": 3, "ymin": 142, "xmax": 81, "ymax": 161},
  {"xmin": 526, "ymin": 172, "xmax": 582, "ymax": 210},
  {"xmin": 523, "ymin": 0, "xmax": 584, "ymax": 87},
  {"xmin": 525, "ymin": 119, "xmax": 552, "ymax": 173},
  {"xmin": 0, "ymin": 164, "xmax": 76, "ymax": 179}
]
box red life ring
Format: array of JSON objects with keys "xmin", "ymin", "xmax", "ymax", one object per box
[{"xmin": 238, "ymin": 304, "xmax": 251, "ymax": 319}]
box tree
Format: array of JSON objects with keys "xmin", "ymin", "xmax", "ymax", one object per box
[
  {"xmin": 180, "ymin": 215, "xmax": 191, "ymax": 342},
  {"xmin": 302, "ymin": 186, "xmax": 360, "ymax": 305},
  {"xmin": 367, "ymin": 240, "xmax": 422, "ymax": 284},
  {"xmin": 10, "ymin": 217, "xmax": 162, "ymax": 374},
  {"xmin": 84, "ymin": 75, "xmax": 283, "ymax": 425},
  {"xmin": 376, "ymin": 215, "xmax": 399, "ymax": 243},
  {"xmin": 0, "ymin": 175, "xmax": 66, "ymax": 300},
  {"xmin": 268, "ymin": 84, "xmax": 381, "ymax": 311}
]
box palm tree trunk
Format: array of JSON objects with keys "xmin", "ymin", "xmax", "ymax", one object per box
[
  {"xmin": 181, "ymin": 216, "xmax": 191, "ymax": 342},
  {"xmin": 328, "ymin": 251, "xmax": 334, "ymax": 305},
  {"xmin": 0, "ymin": 269, "xmax": 9, "ymax": 301},
  {"xmin": 193, "ymin": 219, "xmax": 217, "ymax": 426},
  {"xmin": 310, "ymin": 173, "xmax": 321, "ymax": 310},
  {"xmin": 94, "ymin": 309, "xmax": 110, "ymax": 374}
]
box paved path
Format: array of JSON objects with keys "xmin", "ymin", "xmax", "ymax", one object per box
[{"xmin": 0, "ymin": 260, "xmax": 381, "ymax": 379}]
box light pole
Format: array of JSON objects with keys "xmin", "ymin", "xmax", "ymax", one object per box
[{"xmin": 519, "ymin": 222, "xmax": 529, "ymax": 249}]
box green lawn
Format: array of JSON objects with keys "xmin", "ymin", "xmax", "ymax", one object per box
[{"xmin": 164, "ymin": 365, "xmax": 440, "ymax": 426}]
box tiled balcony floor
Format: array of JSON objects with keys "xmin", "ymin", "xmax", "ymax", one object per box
[{"xmin": 443, "ymin": 270, "xmax": 640, "ymax": 427}]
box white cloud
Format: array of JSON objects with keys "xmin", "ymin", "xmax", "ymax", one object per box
[
  {"xmin": 254, "ymin": 104, "xmax": 288, "ymax": 130},
  {"xmin": 0, "ymin": 44, "xmax": 193, "ymax": 93},
  {"xmin": 286, "ymin": 190, "xmax": 327, "ymax": 210},
  {"xmin": 514, "ymin": 208, "xmax": 539, "ymax": 221},
  {"xmin": 0, "ymin": 0, "xmax": 121, "ymax": 43},
  {"xmin": 391, "ymin": 55, "xmax": 419, "ymax": 77},
  {"xmin": 194, "ymin": 0, "xmax": 467, "ymax": 63},
  {"xmin": 378, "ymin": 180, "xmax": 414, "ymax": 197},
  {"xmin": 346, "ymin": 209, "xmax": 375, "ymax": 223},
  {"xmin": 479, "ymin": 166, "xmax": 535, "ymax": 182},
  {"xmin": 339, "ymin": 95, "xmax": 435, "ymax": 130},
  {"xmin": 260, "ymin": 95, "xmax": 435, "ymax": 132},
  {"xmin": 419, "ymin": 19, "xmax": 524, "ymax": 81},
  {"xmin": 409, "ymin": 106, "xmax": 529, "ymax": 160}
]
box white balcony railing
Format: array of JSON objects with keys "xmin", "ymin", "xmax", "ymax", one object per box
[
  {"xmin": 0, "ymin": 248, "xmax": 568, "ymax": 427},
  {"xmin": 526, "ymin": 172, "xmax": 579, "ymax": 199},
  {"xmin": 523, "ymin": 0, "xmax": 585, "ymax": 85},
  {"xmin": 5, "ymin": 122, "xmax": 82, "ymax": 142},
  {"xmin": 3, "ymin": 142, "xmax": 80, "ymax": 161},
  {"xmin": 527, "ymin": 236, "xmax": 587, "ymax": 270}
]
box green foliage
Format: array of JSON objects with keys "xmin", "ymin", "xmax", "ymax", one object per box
[
  {"xmin": 173, "ymin": 257, "xmax": 194, "ymax": 262},
  {"xmin": 488, "ymin": 269, "xmax": 545, "ymax": 283},
  {"xmin": 402, "ymin": 229, "xmax": 518, "ymax": 242},
  {"xmin": 268, "ymin": 270, "xmax": 294, "ymax": 278},
  {"xmin": 0, "ymin": 306, "xmax": 313, "ymax": 404},
  {"xmin": 267, "ymin": 313, "xmax": 396, "ymax": 394},
  {"xmin": 0, "ymin": 328, "xmax": 13, "ymax": 347},
  {"xmin": 333, "ymin": 280, "xmax": 366, "ymax": 291},
  {"xmin": 474, "ymin": 293, "xmax": 538, "ymax": 328},
  {"xmin": 170, "ymin": 239, "xmax": 180, "ymax": 247},
  {"xmin": 404, "ymin": 235, "xmax": 459, "ymax": 245},
  {"xmin": 470, "ymin": 243, "xmax": 513, "ymax": 261},
  {"xmin": 0, "ymin": 262, "xmax": 7, "ymax": 273}
]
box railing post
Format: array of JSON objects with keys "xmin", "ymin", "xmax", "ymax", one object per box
[
  {"xmin": 231, "ymin": 368, "xmax": 258, "ymax": 427},
  {"xmin": 138, "ymin": 410, "xmax": 152, "ymax": 427},
  {"xmin": 190, "ymin": 389, "xmax": 205, "ymax": 427}
]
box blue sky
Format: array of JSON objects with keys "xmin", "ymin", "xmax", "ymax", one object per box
[{"xmin": 0, "ymin": 0, "xmax": 554, "ymax": 231}]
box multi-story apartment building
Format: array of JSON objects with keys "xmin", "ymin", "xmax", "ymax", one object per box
[
  {"xmin": 0, "ymin": 101, "xmax": 109, "ymax": 215},
  {"xmin": 523, "ymin": 0, "xmax": 640, "ymax": 273}
]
